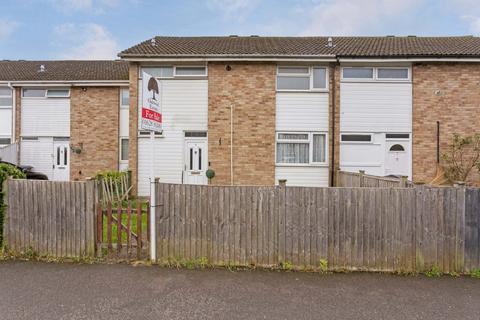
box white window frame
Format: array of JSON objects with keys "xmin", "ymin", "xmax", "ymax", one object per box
[
  {"xmin": 140, "ymin": 65, "xmax": 208, "ymax": 79},
  {"xmin": 119, "ymin": 137, "xmax": 129, "ymax": 162},
  {"xmin": 174, "ymin": 66, "xmax": 208, "ymax": 77},
  {"xmin": 385, "ymin": 133, "xmax": 410, "ymax": 141},
  {"xmin": 0, "ymin": 87, "xmax": 12, "ymax": 109},
  {"xmin": 275, "ymin": 131, "xmax": 328, "ymax": 167},
  {"xmin": 340, "ymin": 133, "xmax": 373, "ymax": 144},
  {"xmin": 22, "ymin": 88, "xmax": 70, "ymax": 98},
  {"xmin": 276, "ymin": 66, "xmax": 329, "ymax": 92},
  {"xmin": 140, "ymin": 66, "xmax": 174, "ymax": 79},
  {"xmin": 341, "ymin": 67, "xmax": 375, "ymax": 82},
  {"xmin": 120, "ymin": 88, "xmax": 129, "ymax": 109},
  {"xmin": 341, "ymin": 66, "xmax": 411, "ymax": 82},
  {"xmin": 376, "ymin": 67, "xmax": 410, "ymax": 81},
  {"xmin": 46, "ymin": 88, "xmax": 70, "ymax": 98}
]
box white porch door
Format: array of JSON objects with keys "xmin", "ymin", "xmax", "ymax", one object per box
[
  {"xmin": 385, "ymin": 141, "xmax": 409, "ymax": 177},
  {"xmin": 184, "ymin": 139, "xmax": 207, "ymax": 185},
  {"xmin": 53, "ymin": 140, "xmax": 70, "ymax": 181}
]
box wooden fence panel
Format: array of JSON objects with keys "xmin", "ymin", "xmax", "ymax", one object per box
[
  {"xmin": 155, "ymin": 183, "xmax": 478, "ymax": 273},
  {"xmin": 5, "ymin": 179, "xmax": 96, "ymax": 258},
  {"xmin": 465, "ymin": 188, "xmax": 480, "ymax": 271}
]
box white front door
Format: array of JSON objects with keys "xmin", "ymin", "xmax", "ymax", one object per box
[
  {"xmin": 53, "ymin": 140, "xmax": 70, "ymax": 181},
  {"xmin": 385, "ymin": 141, "xmax": 409, "ymax": 177},
  {"xmin": 184, "ymin": 139, "xmax": 207, "ymax": 185}
]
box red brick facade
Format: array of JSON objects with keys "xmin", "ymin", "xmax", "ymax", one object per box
[
  {"xmin": 412, "ymin": 63, "xmax": 480, "ymax": 185},
  {"xmin": 70, "ymin": 87, "xmax": 120, "ymax": 180},
  {"xmin": 208, "ymin": 62, "xmax": 276, "ymax": 186}
]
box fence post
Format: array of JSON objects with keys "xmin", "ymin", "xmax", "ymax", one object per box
[
  {"xmin": 400, "ymin": 176, "xmax": 408, "ymax": 188},
  {"xmin": 359, "ymin": 170, "xmax": 365, "ymax": 187}
]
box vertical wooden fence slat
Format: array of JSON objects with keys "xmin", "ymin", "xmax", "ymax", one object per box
[
  {"xmin": 97, "ymin": 204, "xmax": 103, "ymax": 256},
  {"xmin": 136, "ymin": 204, "xmax": 142, "ymax": 260},
  {"xmin": 117, "ymin": 205, "xmax": 122, "ymax": 255},
  {"xmin": 107, "ymin": 203, "xmax": 112, "ymax": 252},
  {"xmin": 127, "ymin": 201, "xmax": 132, "ymax": 257}
]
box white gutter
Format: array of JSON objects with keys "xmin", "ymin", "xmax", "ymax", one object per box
[
  {"xmin": 121, "ymin": 57, "xmax": 337, "ymax": 63},
  {"xmin": 339, "ymin": 58, "xmax": 480, "ymax": 63},
  {"xmin": 0, "ymin": 80, "xmax": 129, "ymax": 86}
]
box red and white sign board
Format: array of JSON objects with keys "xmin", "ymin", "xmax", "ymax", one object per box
[{"xmin": 141, "ymin": 71, "xmax": 162, "ymax": 132}]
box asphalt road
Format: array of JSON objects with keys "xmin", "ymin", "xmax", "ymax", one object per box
[{"xmin": 0, "ymin": 261, "xmax": 479, "ymax": 320}]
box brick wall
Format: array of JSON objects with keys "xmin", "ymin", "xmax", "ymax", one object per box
[
  {"xmin": 330, "ymin": 64, "xmax": 341, "ymax": 186},
  {"xmin": 208, "ymin": 62, "xmax": 276, "ymax": 186},
  {"xmin": 70, "ymin": 87, "xmax": 119, "ymax": 181},
  {"xmin": 128, "ymin": 63, "xmax": 139, "ymax": 194},
  {"xmin": 413, "ymin": 63, "xmax": 480, "ymax": 185}
]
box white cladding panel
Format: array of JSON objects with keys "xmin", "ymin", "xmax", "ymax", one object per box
[
  {"xmin": 119, "ymin": 108, "xmax": 129, "ymax": 137},
  {"xmin": 20, "ymin": 138, "xmax": 54, "ymax": 179},
  {"xmin": 137, "ymin": 80, "xmax": 208, "ymax": 196},
  {"xmin": 276, "ymin": 93, "xmax": 329, "ymax": 131},
  {"xmin": 275, "ymin": 92, "xmax": 330, "ymax": 187},
  {"xmin": 340, "ymin": 82, "xmax": 412, "ymax": 132},
  {"xmin": 21, "ymin": 98, "xmax": 70, "ymax": 136},
  {"xmin": 0, "ymin": 109, "xmax": 12, "ymax": 136},
  {"xmin": 275, "ymin": 166, "xmax": 329, "ymax": 187}
]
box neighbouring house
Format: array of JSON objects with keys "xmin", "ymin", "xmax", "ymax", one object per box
[
  {"xmin": 0, "ymin": 60, "xmax": 129, "ymax": 180},
  {"xmin": 2, "ymin": 36, "xmax": 480, "ymax": 194}
]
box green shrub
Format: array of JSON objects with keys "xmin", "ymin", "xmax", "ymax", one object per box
[
  {"xmin": 424, "ymin": 265, "xmax": 442, "ymax": 278},
  {"xmin": 0, "ymin": 163, "xmax": 26, "ymax": 246}
]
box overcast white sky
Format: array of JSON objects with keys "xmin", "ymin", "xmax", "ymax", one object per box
[{"xmin": 1, "ymin": 0, "xmax": 479, "ymax": 59}]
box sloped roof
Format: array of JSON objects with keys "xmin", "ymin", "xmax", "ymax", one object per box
[
  {"xmin": 119, "ymin": 36, "xmax": 480, "ymax": 58},
  {"xmin": 0, "ymin": 60, "xmax": 129, "ymax": 82}
]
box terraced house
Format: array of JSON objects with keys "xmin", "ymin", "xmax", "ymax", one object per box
[{"xmin": 2, "ymin": 36, "xmax": 480, "ymax": 195}]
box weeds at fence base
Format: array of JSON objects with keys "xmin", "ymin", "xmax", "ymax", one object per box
[{"xmin": 470, "ymin": 269, "xmax": 480, "ymax": 279}]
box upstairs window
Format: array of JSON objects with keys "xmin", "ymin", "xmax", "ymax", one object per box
[
  {"xmin": 174, "ymin": 66, "xmax": 207, "ymax": 76},
  {"xmin": 141, "ymin": 67, "xmax": 174, "ymax": 78},
  {"xmin": 277, "ymin": 66, "xmax": 328, "ymax": 91},
  {"xmin": 23, "ymin": 89, "xmax": 46, "ymax": 97},
  {"xmin": 342, "ymin": 67, "xmax": 410, "ymax": 81},
  {"xmin": 23, "ymin": 88, "xmax": 70, "ymax": 98},
  {"xmin": 46, "ymin": 89, "xmax": 70, "ymax": 98},
  {"xmin": 0, "ymin": 87, "xmax": 12, "ymax": 107},
  {"xmin": 120, "ymin": 88, "xmax": 129, "ymax": 108},
  {"xmin": 342, "ymin": 67, "xmax": 374, "ymax": 79},
  {"xmin": 377, "ymin": 68, "xmax": 409, "ymax": 79}
]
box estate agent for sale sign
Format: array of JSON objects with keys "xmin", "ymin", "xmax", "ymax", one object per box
[{"xmin": 141, "ymin": 71, "xmax": 162, "ymax": 132}]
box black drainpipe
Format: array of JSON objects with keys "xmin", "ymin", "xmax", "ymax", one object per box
[{"xmin": 436, "ymin": 121, "xmax": 440, "ymax": 164}]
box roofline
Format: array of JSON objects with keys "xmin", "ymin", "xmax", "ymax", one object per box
[
  {"xmin": 120, "ymin": 55, "xmax": 337, "ymax": 62},
  {"xmin": 0, "ymin": 80, "xmax": 129, "ymax": 86},
  {"xmin": 339, "ymin": 57, "xmax": 480, "ymax": 62}
]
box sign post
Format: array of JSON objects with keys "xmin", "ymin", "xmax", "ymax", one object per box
[{"xmin": 141, "ymin": 71, "xmax": 162, "ymax": 262}]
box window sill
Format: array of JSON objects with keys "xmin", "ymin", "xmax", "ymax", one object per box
[{"xmin": 275, "ymin": 163, "xmax": 329, "ymax": 168}]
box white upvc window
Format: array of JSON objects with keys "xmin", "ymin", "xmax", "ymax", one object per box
[
  {"xmin": 342, "ymin": 67, "xmax": 410, "ymax": 82},
  {"xmin": 120, "ymin": 138, "xmax": 129, "ymax": 161},
  {"xmin": 141, "ymin": 66, "xmax": 208, "ymax": 78},
  {"xmin": 141, "ymin": 67, "xmax": 174, "ymax": 78},
  {"xmin": 120, "ymin": 88, "xmax": 129, "ymax": 109},
  {"xmin": 276, "ymin": 66, "xmax": 328, "ymax": 91},
  {"xmin": 340, "ymin": 133, "xmax": 373, "ymax": 143},
  {"xmin": 174, "ymin": 66, "xmax": 207, "ymax": 77},
  {"xmin": 0, "ymin": 87, "xmax": 12, "ymax": 108},
  {"xmin": 276, "ymin": 132, "xmax": 327, "ymax": 165},
  {"xmin": 22, "ymin": 88, "xmax": 70, "ymax": 98}
]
